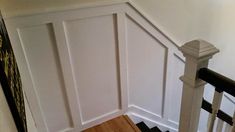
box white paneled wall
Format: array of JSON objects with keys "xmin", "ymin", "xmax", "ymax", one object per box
[
  {"xmin": 5, "ymin": 2, "xmax": 233, "ymax": 132},
  {"xmin": 4, "ymin": 3, "xmax": 183, "ymax": 132}
]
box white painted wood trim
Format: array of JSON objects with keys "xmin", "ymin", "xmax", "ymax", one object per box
[
  {"xmin": 3, "ymin": 3, "xmax": 201, "ymax": 131},
  {"xmin": 52, "ymin": 21, "xmax": 82, "ymax": 131},
  {"xmin": 117, "ymin": 12, "xmax": 129, "ymax": 113},
  {"xmin": 224, "ymin": 94, "xmax": 235, "ymax": 105},
  {"xmin": 61, "ymin": 12, "xmax": 124, "ymax": 130},
  {"xmin": 163, "ymin": 50, "xmax": 175, "ymax": 121},
  {"xmin": 1, "ymin": 0, "xmax": 129, "ymax": 19},
  {"xmin": 5, "ymin": 25, "xmax": 49, "ymax": 132},
  {"xmin": 216, "ymin": 119, "xmax": 224, "ymax": 132},
  {"xmin": 126, "ymin": 111, "xmax": 178, "ymax": 132},
  {"xmin": 3, "ymin": 0, "xmax": 183, "ymax": 49},
  {"xmin": 179, "ymin": 40, "xmax": 219, "ymax": 132},
  {"xmin": 124, "ymin": 4, "xmax": 183, "ymax": 60},
  {"xmin": 224, "ymin": 123, "xmax": 232, "ymax": 132},
  {"xmin": 207, "ymin": 91, "xmax": 223, "ymax": 132},
  {"xmin": 5, "ymin": 4, "xmax": 125, "ymax": 29},
  {"xmin": 125, "ymin": 9, "xmax": 170, "ymax": 117},
  {"xmin": 232, "ymin": 112, "xmax": 235, "ymax": 132},
  {"xmin": 81, "ymin": 110, "xmax": 123, "ymax": 130},
  {"xmin": 127, "ymin": 0, "xmax": 182, "ymax": 47}
]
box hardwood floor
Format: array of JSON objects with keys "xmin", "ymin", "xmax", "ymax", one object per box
[{"xmin": 83, "ymin": 115, "xmax": 141, "ymax": 132}]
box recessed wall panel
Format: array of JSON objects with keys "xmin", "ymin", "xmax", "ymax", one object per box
[
  {"xmin": 65, "ymin": 15, "xmax": 120, "ymax": 122},
  {"xmin": 168, "ymin": 55, "xmax": 184, "ymax": 124},
  {"xmin": 126, "ymin": 17, "xmax": 167, "ymax": 116},
  {"xmin": 19, "ymin": 24, "xmax": 72, "ymax": 132}
]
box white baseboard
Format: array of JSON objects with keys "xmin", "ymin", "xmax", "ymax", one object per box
[
  {"xmin": 126, "ymin": 105, "xmax": 178, "ymax": 132},
  {"xmin": 126, "ymin": 112, "xmax": 178, "ymax": 132}
]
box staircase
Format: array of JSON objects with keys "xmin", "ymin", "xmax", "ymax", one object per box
[{"xmin": 136, "ymin": 122, "xmax": 169, "ymax": 132}]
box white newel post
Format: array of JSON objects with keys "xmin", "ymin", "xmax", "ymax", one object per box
[{"xmin": 178, "ymin": 40, "xmax": 219, "ymax": 132}]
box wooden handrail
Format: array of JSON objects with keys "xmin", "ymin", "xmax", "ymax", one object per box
[{"xmin": 198, "ymin": 68, "xmax": 235, "ymax": 97}]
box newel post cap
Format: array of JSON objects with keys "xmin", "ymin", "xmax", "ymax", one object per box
[{"xmin": 179, "ymin": 39, "xmax": 219, "ymax": 59}]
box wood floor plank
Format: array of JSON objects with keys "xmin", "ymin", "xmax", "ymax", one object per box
[{"xmin": 83, "ymin": 115, "xmax": 141, "ymax": 132}]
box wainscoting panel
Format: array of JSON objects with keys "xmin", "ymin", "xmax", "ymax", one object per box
[
  {"xmin": 18, "ymin": 24, "xmax": 73, "ymax": 132},
  {"xmin": 6, "ymin": 2, "xmax": 232, "ymax": 132},
  {"xmin": 4, "ymin": 3, "xmax": 187, "ymax": 131},
  {"xmin": 167, "ymin": 55, "xmax": 184, "ymax": 125},
  {"xmin": 126, "ymin": 16, "xmax": 167, "ymax": 117},
  {"xmin": 64, "ymin": 14, "xmax": 122, "ymax": 125}
]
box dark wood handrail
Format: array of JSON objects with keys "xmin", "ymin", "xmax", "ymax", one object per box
[
  {"xmin": 201, "ymin": 99, "xmax": 233, "ymax": 125},
  {"xmin": 198, "ymin": 68, "xmax": 235, "ymax": 97}
]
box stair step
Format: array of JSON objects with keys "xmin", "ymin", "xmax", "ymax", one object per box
[
  {"xmin": 136, "ymin": 122, "xmax": 151, "ymax": 132},
  {"xmin": 136, "ymin": 122, "xmax": 165, "ymax": 132},
  {"xmin": 150, "ymin": 126, "xmax": 162, "ymax": 132}
]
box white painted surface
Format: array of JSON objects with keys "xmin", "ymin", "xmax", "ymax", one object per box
[
  {"xmin": 131, "ymin": 1, "xmax": 235, "ymax": 131},
  {"xmin": 216, "ymin": 119, "xmax": 224, "ymax": 132},
  {"xmin": 4, "ymin": 3, "xmax": 184, "ymax": 131},
  {"xmin": 208, "ymin": 91, "xmax": 223, "ymax": 132},
  {"xmin": 18, "ymin": 24, "xmax": 73, "ymax": 132},
  {"xmin": 178, "ymin": 40, "xmax": 219, "ymax": 132},
  {"xmin": 2, "ymin": 0, "xmax": 235, "ymax": 86},
  {"xmin": 131, "ymin": 0, "xmax": 197, "ymax": 45},
  {"xmin": 133, "ymin": 0, "xmax": 235, "ymax": 114},
  {"xmin": 25, "ymin": 95, "xmax": 38, "ymax": 132},
  {"xmin": 3, "ymin": 1, "xmax": 235, "ymax": 132},
  {"xmin": 0, "ymin": 0, "xmax": 128, "ymax": 18},
  {"xmin": 126, "ymin": 16, "xmax": 166, "ymax": 117},
  {"xmin": 65, "ymin": 14, "xmax": 121, "ymax": 123},
  {"xmin": 167, "ymin": 55, "xmax": 184, "ymax": 124}
]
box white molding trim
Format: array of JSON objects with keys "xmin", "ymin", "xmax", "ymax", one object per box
[
  {"xmin": 116, "ymin": 12, "xmax": 129, "ymax": 113},
  {"xmin": 224, "ymin": 94, "xmax": 235, "ymax": 104},
  {"xmin": 17, "ymin": 27, "xmax": 50, "ymax": 132},
  {"xmin": 128, "ymin": 104, "xmax": 179, "ymax": 128},
  {"xmin": 126, "ymin": 111, "xmax": 178, "ymax": 132},
  {"xmin": 1, "ymin": 0, "xmax": 129, "ymax": 19},
  {"xmin": 127, "ymin": 0, "xmax": 182, "ymax": 47},
  {"xmin": 3, "ymin": 0, "xmax": 183, "ymax": 48},
  {"xmin": 81, "ymin": 110, "xmax": 123, "ymax": 130},
  {"xmin": 125, "ymin": 12, "xmax": 169, "ymax": 118},
  {"xmin": 53, "ymin": 21, "xmax": 83, "ymax": 131},
  {"xmin": 128, "ymin": 105, "xmax": 162, "ymax": 119}
]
